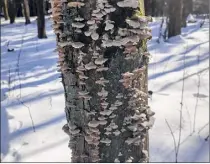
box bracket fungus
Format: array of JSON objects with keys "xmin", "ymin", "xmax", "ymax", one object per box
[
  {"xmin": 85, "ymin": 62, "xmax": 97, "ymax": 70},
  {"xmin": 95, "ymin": 57, "xmax": 108, "ymax": 65},
  {"xmin": 96, "ymin": 66, "xmax": 109, "ymax": 72},
  {"xmin": 71, "ymin": 42, "xmax": 85, "ymax": 49},
  {"xmin": 75, "ymin": 17, "xmax": 84, "ymax": 22},
  {"xmin": 99, "ymin": 120, "xmax": 108, "ymax": 125},
  {"xmin": 98, "ymin": 88, "xmax": 108, "ymax": 97},
  {"xmin": 109, "ymin": 105, "xmax": 118, "ymax": 111},
  {"xmin": 109, "ymin": 114, "xmax": 116, "ymax": 118},
  {"xmin": 91, "ymin": 32, "xmax": 99, "ymax": 40},
  {"xmin": 87, "ymin": 19, "xmax": 96, "ymax": 25},
  {"xmin": 100, "ymin": 138, "xmax": 111, "ymax": 144},
  {"xmin": 126, "ymin": 19, "xmax": 140, "ymax": 28},
  {"xmin": 72, "ymin": 22, "xmax": 85, "ymax": 28},
  {"xmin": 100, "ymin": 110, "xmax": 112, "ymax": 116},
  {"xmin": 84, "ymin": 31, "xmax": 92, "ymax": 36},
  {"xmin": 117, "ymin": 0, "xmax": 138, "ymax": 8},
  {"xmin": 89, "ymin": 127, "xmax": 100, "ymax": 133},
  {"xmin": 70, "ymin": 129, "xmax": 81, "ymax": 135},
  {"xmin": 96, "ymin": 78, "xmax": 109, "ymax": 86},
  {"xmin": 125, "ymin": 136, "xmax": 141, "ymax": 145},
  {"xmin": 98, "ymin": 116, "xmax": 107, "ymax": 121},
  {"xmin": 114, "ymin": 158, "xmax": 120, "ymax": 163},
  {"xmin": 105, "ymin": 22, "xmax": 114, "ymax": 31},
  {"xmin": 88, "ymin": 120, "xmax": 100, "ymax": 128},
  {"xmin": 68, "ymin": 2, "xmax": 85, "ymax": 8},
  {"xmin": 113, "ymin": 130, "xmax": 121, "ymax": 136}
]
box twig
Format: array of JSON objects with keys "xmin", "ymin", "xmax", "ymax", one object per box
[
  {"xmin": 18, "ymin": 98, "xmax": 36, "ymax": 132},
  {"xmin": 193, "ymin": 42, "xmax": 201, "ymax": 132},
  {"xmin": 184, "ymin": 104, "xmax": 192, "ymax": 135},
  {"xmin": 176, "ymin": 43, "xmax": 187, "ymax": 162},
  {"xmin": 8, "ymin": 67, "xmax": 11, "ymax": 97},
  {"xmin": 14, "ymin": 26, "xmax": 26, "ymax": 99},
  {"xmin": 205, "ymin": 135, "xmax": 209, "ymax": 141},
  {"xmin": 193, "ymin": 74, "xmax": 201, "ymax": 132},
  {"xmin": 197, "ymin": 122, "xmax": 209, "ymax": 135},
  {"xmin": 49, "ymin": 96, "xmax": 52, "ymax": 110},
  {"xmin": 165, "ymin": 119, "xmax": 177, "ymax": 162}
]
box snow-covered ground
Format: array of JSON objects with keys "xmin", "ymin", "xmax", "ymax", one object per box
[{"xmin": 1, "ymin": 16, "xmax": 209, "ymax": 162}]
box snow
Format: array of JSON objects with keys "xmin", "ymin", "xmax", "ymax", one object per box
[
  {"xmin": 187, "ymin": 14, "xmax": 196, "ymax": 23},
  {"xmin": 1, "ymin": 17, "xmax": 209, "ymax": 162}
]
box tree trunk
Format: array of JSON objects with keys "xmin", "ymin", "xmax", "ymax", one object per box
[
  {"xmin": 168, "ymin": 0, "xmax": 183, "ymax": 38},
  {"xmin": 36, "ymin": 0, "xmax": 47, "ymax": 38},
  {"xmin": 51, "ymin": 0, "xmax": 154, "ymax": 162},
  {"xmin": 3, "ymin": 0, "xmax": 9, "ymax": 20},
  {"xmin": 8, "ymin": 0, "xmax": 16, "ymax": 24},
  {"xmin": 22, "ymin": 0, "xmax": 31, "ymax": 24},
  {"xmin": 144, "ymin": 0, "xmax": 152, "ymax": 16},
  {"xmin": 29, "ymin": 0, "xmax": 37, "ymax": 16},
  {"xmin": 16, "ymin": 2, "xmax": 23, "ymax": 17},
  {"xmin": 182, "ymin": 0, "xmax": 193, "ymax": 27},
  {"xmin": 151, "ymin": 0, "xmax": 157, "ymax": 16}
]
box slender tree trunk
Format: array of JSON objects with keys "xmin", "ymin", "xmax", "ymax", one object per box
[
  {"xmin": 8, "ymin": 0, "xmax": 16, "ymax": 24},
  {"xmin": 168, "ymin": 0, "xmax": 183, "ymax": 38},
  {"xmin": 22, "ymin": 0, "xmax": 31, "ymax": 24},
  {"xmin": 3, "ymin": 0, "xmax": 9, "ymax": 20},
  {"xmin": 16, "ymin": 3, "xmax": 23, "ymax": 17},
  {"xmin": 36, "ymin": 0, "xmax": 47, "ymax": 38},
  {"xmin": 51, "ymin": 0, "xmax": 154, "ymax": 162}
]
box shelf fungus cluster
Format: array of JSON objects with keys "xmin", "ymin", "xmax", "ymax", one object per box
[{"xmin": 51, "ymin": 0, "xmax": 154, "ymax": 162}]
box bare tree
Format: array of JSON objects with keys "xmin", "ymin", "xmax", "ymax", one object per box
[
  {"xmin": 168, "ymin": 0, "xmax": 183, "ymax": 38},
  {"xmin": 22, "ymin": 0, "xmax": 31, "ymax": 24},
  {"xmin": 51, "ymin": 0, "xmax": 154, "ymax": 162},
  {"xmin": 36, "ymin": 0, "xmax": 47, "ymax": 38}
]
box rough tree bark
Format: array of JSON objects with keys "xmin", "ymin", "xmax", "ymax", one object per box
[
  {"xmin": 168, "ymin": 0, "xmax": 183, "ymax": 38},
  {"xmin": 2, "ymin": 0, "xmax": 9, "ymax": 20},
  {"xmin": 182, "ymin": 0, "xmax": 193, "ymax": 27},
  {"xmin": 51, "ymin": 0, "xmax": 154, "ymax": 162},
  {"xmin": 36, "ymin": 0, "xmax": 47, "ymax": 38},
  {"xmin": 8, "ymin": 0, "xmax": 16, "ymax": 24},
  {"xmin": 22, "ymin": 0, "xmax": 31, "ymax": 24}
]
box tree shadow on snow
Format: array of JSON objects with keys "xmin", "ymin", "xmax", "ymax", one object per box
[{"xmin": 149, "ymin": 52, "xmax": 209, "ymax": 80}]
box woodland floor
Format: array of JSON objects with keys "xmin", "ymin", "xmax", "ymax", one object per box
[{"xmin": 1, "ymin": 16, "xmax": 209, "ymax": 162}]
